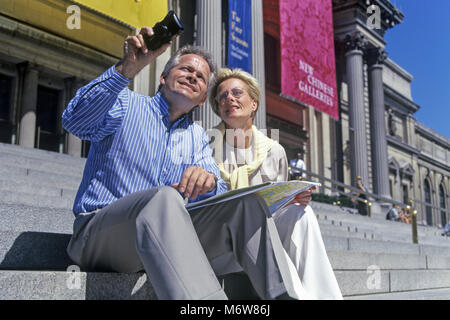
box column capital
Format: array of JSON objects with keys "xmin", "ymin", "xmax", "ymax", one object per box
[
  {"xmin": 17, "ymin": 61, "xmax": 39, "ymax": 73},
  {"xmin": 343, "ymin": 32, "xmax": 368, "ymax": 53},
  {"xmin": 366, "ymin": 47, "xmax": 388, "ymax": 66}
]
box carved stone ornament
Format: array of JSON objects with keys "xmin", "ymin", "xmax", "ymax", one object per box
[
  {"xmin": 388, "ymin": 108, "xmax": 397, "ymax": 136},
  {"xmin": 366, "ymin": 47, "xmax": 388, "ymax": 66},
  {"xmin": 344, "ymin": 32, "xmax": 368, "ymax": 52}
]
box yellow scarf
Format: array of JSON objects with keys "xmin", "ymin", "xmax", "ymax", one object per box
[{"xmin": 214, "ymin": 121, "xmax": 276, "ymax": 189}]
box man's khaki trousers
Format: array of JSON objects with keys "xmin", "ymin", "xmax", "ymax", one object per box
[{"xmin": 67, "ymin": 186, "xmax": 292, "ymax": 300}]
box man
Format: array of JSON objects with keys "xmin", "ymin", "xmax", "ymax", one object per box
[
  {"xmin": 386, "ymin": 204, "xmax": 399, "ymax": 221},
  {"xmin": 289, "ymin": 151, "xmax": 306, "ymax": 180},
  {"xmin": 355, "ymin": 176, "xmax": 369, "ymax": 216},
  {"xmin": 63, "ymin": 27, "xmax": 293, "ymax": 300},
  {"xmin": 442, "ymin": 221, "xmax": 450, "ymax": 236}
]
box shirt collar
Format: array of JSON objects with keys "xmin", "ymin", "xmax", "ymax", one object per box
[
  {"xmin": 155, "ymin": 91, "xmax": 170, "ymax": 117},
  {"xmin": 154, "ymin": 91, "xmax": 193, "ymax": 129}
]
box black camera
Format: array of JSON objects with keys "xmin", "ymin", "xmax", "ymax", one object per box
[{"xmin": 144, "ymin": 10, "xmax": 184, "ymax": 51}]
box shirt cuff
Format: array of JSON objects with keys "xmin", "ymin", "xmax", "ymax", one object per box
[{"xmin": 98, "ymin": 65, "xmax": 131, "ymax": 94}]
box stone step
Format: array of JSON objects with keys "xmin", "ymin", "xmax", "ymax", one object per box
[
  {"xmin": 318, "ymin": 217, "xmax": 376, "ymax": 234},
  {"xmin": 346, "ymin": 287, "xmax": 450, "ymax": 300},
  {"xmin": 0, "ymin": 164, "xmax": 81, "ymax": 190},
  {"xmin": 0, "ymin": 230, "xmax": 411, "ymax": 272},
  {"xmin": 0, "ymin": 179, "xmax": 77, "ymax": 200},
  {"xmin": 0, "ymin": 153, "xmax": 84, "ymax": 177},
  {"xmin": 0, "ymin": 199, "xmax": 429, "ymax": 245},
  {"xmin": 0, "ymin": 202, "xmax": 374, "ymax": 240},
  {"xmin": 2, "ymin": 202, "xmax": 450, "ymax": 257},
  {"xmin": 0, "ymin": 190, "xmax": 74, "ymax": 210},
  {"xmin": 0, "ymin": 231, "xmax": 72, "ymax": 271},
  {"xmin": 313, "ymin": 202, "xmax": 439, "ymax": 233},
  {"xmin": 1, "ymin": 225, "xmax": 450, "ymax": 272},
  {"xmin": 0, "ymin": 271, "xmax": 156, "ymax": 300},
  {"xmin": 318, "ymin": 224, "xmax": 375, "ymax": 240},
  {"xmin": 375, "ymin": 232, "xmax": 450, "ymax": 247},
  {"xmin": 322, "ymin": 235, "xmax": 450, "ymax": 257},
  {"xmin": 1, "ymin": 229, "xmax": 419, "ymax": 272},
  {"xmin": 319, "ymin": 217, "xmax": 450, "ymax": 246},
  {"xmin": 335, "ymin": 269, "xmax": 450, "ymax": 297},
  {"xmin": 0, "ymin": 142, "xmax": 86, "ymax": 166},
  {"xmin": 313, "ymin": 205, "xmax": 440, "ymax": 240},
  {"xmin": 322, "ymin": 217, "xmax": 449, "ymax": 245},
  {"xmin": 313, "ymin": 203, "xmax": 445, "ymax": 238},
  {"xmin": 310, "ymin": 201, "xmax": 359, "ymax": 216},
  {"xmin": 0, "ymin": 203, "xmax": 74, "ymax": 233},
  {"xmin": 1, "ymin": 267, "xmax": 450, "ymax": 300},
  {"xmin": 315, "ymin": 208, "xmax": 406, "ymax": 229},
  {"xmin": 327, "ymin": 250, "xmax": 431, "ymax": 270}
]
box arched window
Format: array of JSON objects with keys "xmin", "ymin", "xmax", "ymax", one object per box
[
  {"xmin": 424, "ymin": 179, "xmax": 433, "ymax": 226},
  {"xmin": 440, "ymin": 184, "xmax": 447, "ymax": 226}
]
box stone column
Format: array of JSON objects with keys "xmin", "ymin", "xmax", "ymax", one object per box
[
  {"xmin": 251, "ymin": 0, "xmax": 266, "ymax": 129},
  {"xmin": 344, "ymin": 32, "xmax": 369, "ymax": 187},
  {"xmin": 19, "ymin": 64, "xmax": 39, "ymax": 148},
  {"xmin": 367, "ymin": 48, "xmax": 390, "ymax": 198},
  {"xmin": 64, "ymin": 77, "xmax": 83, "ymax": 157},
  {"xmin": 195, "ymin": 0, "xmax": 222, "ymax": 129}
]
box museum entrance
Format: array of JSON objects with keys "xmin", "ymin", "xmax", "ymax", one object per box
[
  {"xmin": 0, "ymin": 74, "xmax": 14, "ymax": 144},
  {"xmin": 36, "ymin": 85, "xmax": 62, "ymax": 152}
]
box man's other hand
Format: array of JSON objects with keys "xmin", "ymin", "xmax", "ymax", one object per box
[
  {"xmin": 116, "ymin": 26, "xmax": 176, "ymax": 79},
  {"xmin": 172, "ymin": 166, "xmax": 216, "ymax": 200}
]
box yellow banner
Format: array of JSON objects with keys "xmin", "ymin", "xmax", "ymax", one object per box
[{"xmin": 75, "ymin": 0, "xmax": 168, "ymax": 28}]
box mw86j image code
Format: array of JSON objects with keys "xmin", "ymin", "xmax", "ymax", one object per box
[{"xmin": 179, "ymin": 303, "xmax": 271, "ymax": 318}]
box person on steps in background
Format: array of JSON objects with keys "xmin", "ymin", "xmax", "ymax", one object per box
[{"xmin": 289, "ymin": 151, "xmax": 306, "ymax": 180}]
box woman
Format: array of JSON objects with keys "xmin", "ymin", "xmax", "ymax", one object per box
[{"xmin": 209, "ymin": 68, "xmax": 343, "ymax": 300}]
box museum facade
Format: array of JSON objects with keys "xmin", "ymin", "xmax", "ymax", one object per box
[{"xmin": 0, "ymin": 0, "xmax": 448, "ymax": 226}]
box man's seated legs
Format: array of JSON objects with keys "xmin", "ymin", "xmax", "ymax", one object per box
[
  {"xmin": 67, "ymin": 186, "xmax": 226, "ymax": 300},
  {"xmin": 190, "ymin": 193, "xmax": 291, "ymax": 300}
]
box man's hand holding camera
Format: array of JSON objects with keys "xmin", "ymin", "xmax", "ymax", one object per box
[{"xmin": 116, "ymin": 27, "xmax": 175, "ymax": 79}]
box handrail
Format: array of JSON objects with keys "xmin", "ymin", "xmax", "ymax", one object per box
[
  {"xmin": 290, "ymin": 166, "xmax": 449, "ymax": 244},
  {"xmin": 411, "ymin": 198, "xmax": 450, "ymax": 214},
  {"xmin": 295, "ymin": 167, "xmax": 450, "ymax": 214}
]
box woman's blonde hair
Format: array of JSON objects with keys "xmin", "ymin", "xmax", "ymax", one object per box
[{"xmin": 209, "ymin": 68, "xmax": 261, "ymax": 117}]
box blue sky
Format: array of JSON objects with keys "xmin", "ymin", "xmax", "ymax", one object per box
[{"xmin": 384, "ymin": 0, "xmax": 450, "ymax": 139}]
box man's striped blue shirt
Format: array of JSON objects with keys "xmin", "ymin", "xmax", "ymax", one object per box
[{"xmin": 62, "ymin": 66, "xmax": 227, "ymax": 215}]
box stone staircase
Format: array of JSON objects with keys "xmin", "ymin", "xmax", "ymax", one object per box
[
  {"xmin": 1, "ymin": 142, "xmax": 450, "ymax": 300},
  {"xmin": 310, "ymin": 204, "xmax": 450, "ymax": 299}
]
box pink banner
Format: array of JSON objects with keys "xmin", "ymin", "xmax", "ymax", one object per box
[{"xmin": 280, "ymin": 0, "xmax": 338, "ymax": 119}]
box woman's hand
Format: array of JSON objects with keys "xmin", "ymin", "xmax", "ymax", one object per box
[{"xmin": 288, "ymin": 186, "xmax": 316, "ymax": 206}]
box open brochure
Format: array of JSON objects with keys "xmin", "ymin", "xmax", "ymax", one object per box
[{"xmin": 186, "ymin": 180, "xmax": 321, "ymax": 213}]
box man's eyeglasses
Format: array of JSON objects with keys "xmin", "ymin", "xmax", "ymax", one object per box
[{"xmin": 216, "ymin": 87, "xmax": 246, "ymax": 103}]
